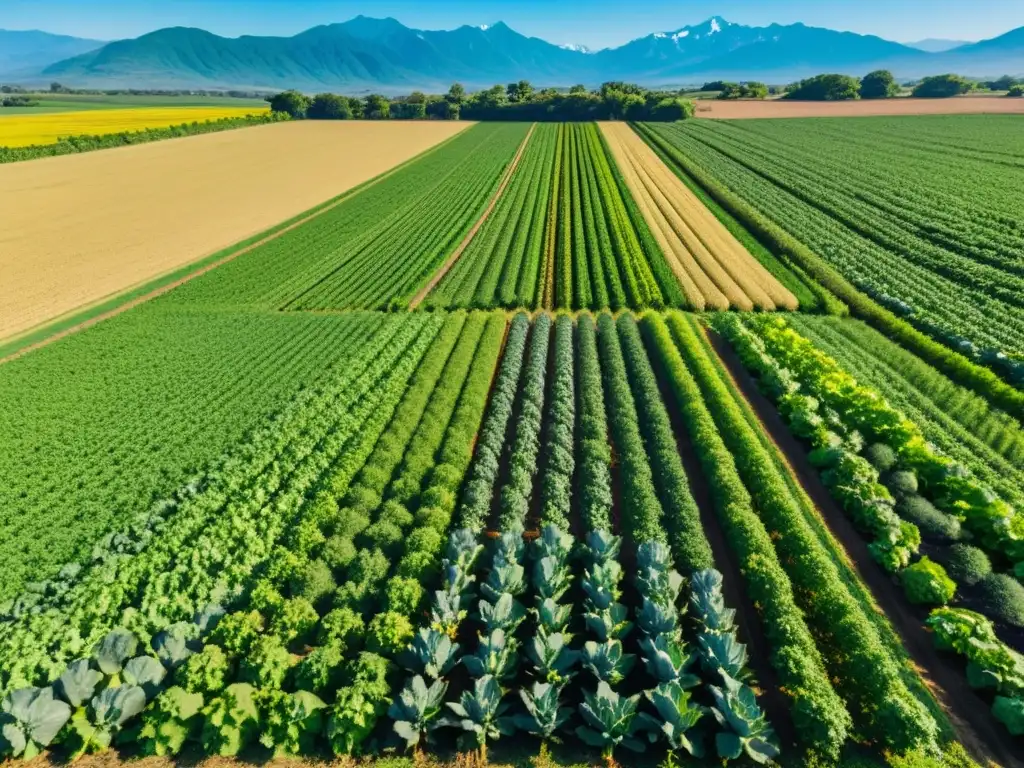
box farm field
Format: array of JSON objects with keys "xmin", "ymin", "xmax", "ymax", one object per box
[
  {"xmin": 0, "ymin": 93, "xmax": 271, "ymax": 115},
  {"xmin": 1, "ymin": 114, "xmax": 1023, "ymax": 768},
  {"xmin": 694, "ymin": 95, "xmax": 1024, "ymax": 119},
  {"xmin": 0, "ymin": 105, "xmax": 269, "ymax": 146},
  {"xmin": 638, "ymin": 116, "xmax": 1024, "ymax": 387},
  {"xmin": 0, "ymin": 119, "xmax": 470, "ymax": 343},
  {"xmin": 600, "ymin": 121, "xmax": 797, "ymax": 312}
]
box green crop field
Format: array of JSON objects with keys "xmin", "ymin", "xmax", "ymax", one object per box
[{"xmin": 1, "ymin": 115, "xmax": 1022, "ymax": 768}]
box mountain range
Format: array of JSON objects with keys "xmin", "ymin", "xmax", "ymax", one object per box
[
  {"xmin": 3, "ymin": 16, "xmax": 1023, "ymax": 91},
  {"xmin": 0, "ymin": 29, "xmax": 105, "ymax": 76}
]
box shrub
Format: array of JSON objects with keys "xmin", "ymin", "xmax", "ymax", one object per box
[
  {"xmin": 901, "ymin": 557, "xmax": 956, "ymax": 606},
  {"xmin": 319, "ymin": 607, "xmax": 364, "ymax": 651},
  {"xmin": 912, "ymin": 74, "xmax": 973, "ymax": 98},
  {"xmin": 291, "ymin": 560, "xmax": 336, "ymax": 608},
  {"xmin": 362, "ymin": 521, "xmax": 403, "ymax": 555},
  {"xmin": 294, "ymin": 642, "xmax": 344, "ymax": 694},
  {"xmin": 886, "ymin": 470, "xmax": 919, "ymax": 497},
  {"xmin": 785, "ymin": 74, "xmax": 861, "ymax": 101},
  {"xmin": 942, "ymin": 544, "xmax": 992, "ymax": 587},
  {"xmin": 976, "ymin": 574, "xmax": 1024, "ymax": 627},
  {"xmin": 322, "ymin": 535, "xmax": 357, "ymax": 571},
  {"xmin": 1009, "ymin": 85, "xmax": 1024, "ymax": 97},
  {"xmin": 379, "ymin": 501, "xmax": 413, "ymax": 529},
  {"xmin": 897, "ymin": 495, "xmax": 961, "ymax": 543},
  {"xmin": 865, "ymin": 443, "xmax": 897, "ymax": 472},
  {"xmin": 367, "ymin": 612, "xmax": 414, "ymax": 656},
  {"xmin": 992, "ymin": 696, "xmax": 1024, "ymax": 735}
]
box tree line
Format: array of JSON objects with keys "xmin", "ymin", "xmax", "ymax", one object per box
[
  {"xmin": 698, "ymin": 72, "xmax": 1024, "ymax": 101},
  {"xmin": 267, "ymin": 81, "xmax": 696, "ymax": 121}
]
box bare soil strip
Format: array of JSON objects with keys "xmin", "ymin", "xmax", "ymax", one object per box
[
  {"xmin": 0, "ymin": 129, "xmax": 468, "ymax": 366},
  {"xmin": 599, "ymin": 122, "xmax": 798, "ymax": 311},
  {"xmin": 707, "ymin": 327, "xmax": 1022, "ymax": 768},
  {"xmin": 695, "ymin": 95, "xmax": 1024, "ymax": 119},
  {"xmin": 409, "ymin": 124, "xmax": 537, "ymax": 310},
  {"xmin": 0, "ymin": 120, "xmax": 471, "ymax": 343}
]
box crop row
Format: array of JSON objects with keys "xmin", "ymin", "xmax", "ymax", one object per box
[
  {"xmin": 2, "ymin": 311, "xmax": 967, "ymax": 764},
  {"xmin": 164, "ymin": 123, "xmax": 529, "ymax": 312},
  {"xmin": 425, "ymin": 124, "xmax": 558, "ymax": 309},
  {"xmin": 599, "ymin": 122, "xmax": 798, "ymax": 312},
  {"xmin": 788, "ymin": 316, "xmax": 1024, "ymax": 508},
  {"xmin": 714, "ymin": 313, "xmax": 1023, "ymax": 737},
  {"xmin": 0, "ymin": 306, "xmax": 392, "ymax": 603},
  {"xmin": 0, "ymin": 311, "xmax": 444, "ymax": 692},
  {"xmin": 640, "ymin": 121, "xmax": 1024, "ymax": 387}
]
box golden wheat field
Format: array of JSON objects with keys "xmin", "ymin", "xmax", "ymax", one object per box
[
  {"xmin": 0, "ymin": 119, "xmax": 471, "ymax": 341},
  {"xmin": 0, "ymin": 106, "xmax": 269, "ymax": 147},
  {"xmin": 599, "ymin": 121, "xmax": 798, "ymax": 312}
]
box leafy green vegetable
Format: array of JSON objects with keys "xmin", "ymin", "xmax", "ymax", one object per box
[
  {"xmin": 68, "ymin": 685, "xmax": 147, "ymax": 757},
  {"xmin": 92, "ymin": 629, "xmax": 138, "ymax": 676},
  {"xmin": 582, "ymin": 639, "xmax": 636, "ymax": 686},
  {"xmin": 0, "ymin": 687, "xmax": 71, "ymax": 759},
  {"xmin": 55, "ymin": 660, "xmax": 103, "ymax": 709},
  {"xmin": 123, "ymin": 656, "xmax": 167, "ymax": 699},
  {"xmin": 200, "ymin": 683, "xmax": 259, "ymax": 757},
  {"xmin": 398, "ymin": 628, "xmax": 460, "ymax": 681},
  {"xmin": 525, "ymin": 632, "xmax": 580, "ymax": 686},
  {"xmin": 175, "ymin": 644, "xmax": 229, "ymax": 695},
  {"xmin": 575, "ymin": 681, "xmax": 654, "ymax": 759},
  {"xmin": 464, "ymin": 629, "xmax": 519, "ymax": 682},
  {"xmin": 442, "ymin": 675, "xmax": 514, "ymax": 760},
  {"xmin": 138, "ymin": 686, "xmax": 204, "ymax": 756},
  {"xmin": 257, "ymin": 689, "xmax": 326, "ymax": 757},
  {"xmin": 645, "ymin": 681, "xmax": 706, "ymax": 757},
  {"xmin": 515, "ymin": 682, "xmax": 571, "ymax": 742},
  {"xmin": 389, "ymin": 675, "xmax": 448, "ymax": 751},
  {"xmin": 639, "ymin": 635, "xmax": 700, "ymax": 687},
  {"xmin": 709, "ymin": 673, "xmax": 780, "ymax": 764}
]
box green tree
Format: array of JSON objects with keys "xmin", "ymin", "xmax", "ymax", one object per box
[
  {"xmin": 986, "ymin": 75, "xmax": 1019, "ymax": 91},
  {"xmin": 347, "ymin": 96, "xmax": 365, "ymax": 119},
  {"xmin": 912, "ymin": 74, "xmax": 973, "ymax": 98},
  {"xmin": 267, "ymin": 90, "xmax": 311, "ymax": 118},
  {"xmin": 784, "ymin": 74, "xmax": 861, "ymax": 101},
  {"xmin": 569, "ymin": 84, "xmax": 588, "ymax": 95},
  {"xmin": 307, "ymin": 93, "xmax": 352, "ymax": 120},
  {"xmin": 1009, "ymin": 84, "xmax": 1024, "ymax": 97},
  {"xmin": 860, "ymin": 70, "xmax": 900, "ymax": 99},
  {"xmin": 446, "ymin": 83, "xmax": 466, "ymax": 105},
  {"xmin": 363, "ymin": 94, "xmax": 390, "ymax": 119}
]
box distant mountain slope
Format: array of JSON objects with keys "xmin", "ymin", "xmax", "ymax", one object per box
[
  {"xmin": 28, "ymin": 16, "xmax": 1024, "ymax": 90},
  {"xmin": 0, "ymin": 29, "xmax": 105, "ymax": 75},
  {"xmin": 906, "ymin": 38, "xmax": 971, "ymax": 53}
]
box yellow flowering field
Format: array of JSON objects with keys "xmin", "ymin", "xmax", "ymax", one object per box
[{"xmin": 0, "ymin": 106, "xmax": 269, "ymax": 147}]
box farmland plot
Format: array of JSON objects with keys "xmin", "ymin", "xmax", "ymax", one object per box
[
  {"xmin": 714, "ymin": 313, "xmax": 1024, "ymax": 742},
  {"xmin": 424, "ymin": 124, "xmax": 558, "ymax": 309},
  {"xmin": 0, "ymin": 306, "xmax": 404, "ymax": 601},
  {"xmin": 0, "ymin": 120, "xmax": 469, "ymax": 343},
  {"xmin": 1, "ymin": 310, "xmax": 978, "ymax": 767},
  {"xmin": 601, "ymin": 122, "xmax": 797, "ymax": 312},
  {"xmin": 640, "ymin": 118, "xmax": 1024, "ymax": 384}
]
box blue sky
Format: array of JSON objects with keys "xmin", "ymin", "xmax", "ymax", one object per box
[{"xmin": 5, "ymin": 0, "xmax": 1024, "ymax": 48}]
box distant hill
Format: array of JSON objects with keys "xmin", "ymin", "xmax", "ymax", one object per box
[
  {"xmin": 19, "ymin": 16, "xmax": 1024, "ymax": 90},
  {"xmin": 0, "ymin": 29, "xmax": 105, "ymax": 76},
  {"xmin": 906, "ymin": 39, "xmax": 972, "ymax": 53}
]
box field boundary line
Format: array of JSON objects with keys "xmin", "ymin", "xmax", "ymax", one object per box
[
  {"xmin": 408, "ymin": 123, "xmax": 537, "ymax": 310},
  {"xmin": 0, "ymin": 123, "xmax": 474, "ymax": 364}
]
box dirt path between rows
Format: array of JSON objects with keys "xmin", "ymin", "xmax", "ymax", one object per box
[
  {"xmin": 0, "ymin": 138, "xmax": 458, "ymax": 367},
  {"xmin": 409, "ymin": 124, "xmax": 537, "ymax": 310},
  {"xmin": 706, "ymin": 328, "xmax": 1021, "ymax": 768}
]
